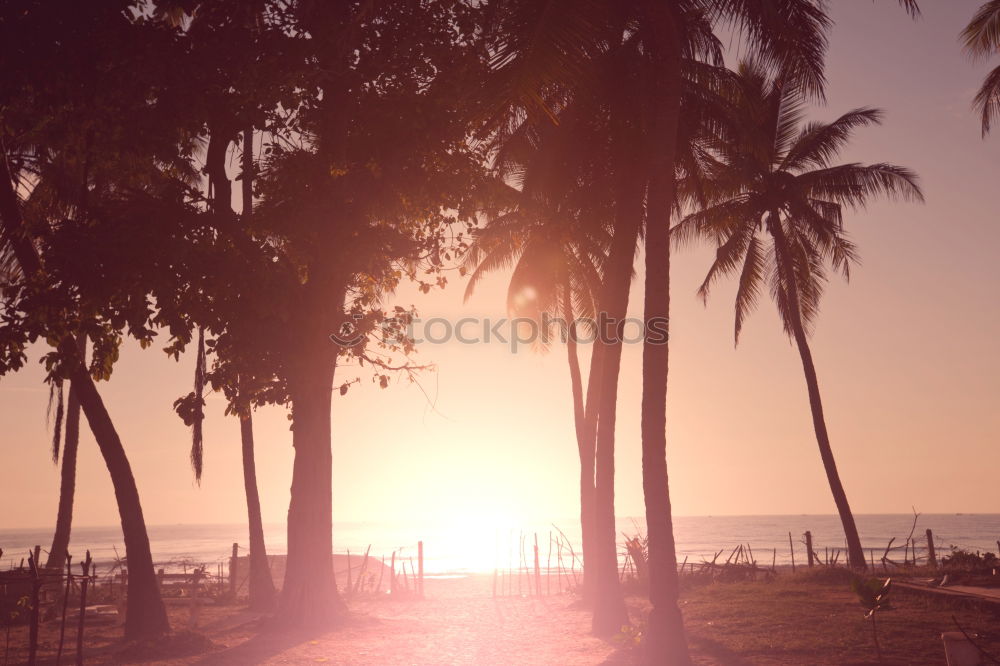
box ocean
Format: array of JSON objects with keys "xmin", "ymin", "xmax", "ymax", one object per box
[{"xmin": 2, "ymin": 514, "xmax": 998, "ymax": 576}]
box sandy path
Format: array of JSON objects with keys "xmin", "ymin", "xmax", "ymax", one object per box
[
  {"xmin": 170, "ymin": 576, "xmax": 621, "ymax": 665},
  {"xmin": 3, "ymin": 575, "xmax": 625, "ymax": 664}
]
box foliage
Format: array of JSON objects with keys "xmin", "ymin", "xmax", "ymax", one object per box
[
  {"xmin": 852, "ymin": 576, "xmax": 893, "ymax": 617},
  {"xmin": 940, "ymin": 547, "xmax": 999, "ymax": 571},
  {"xmin": 675, "ymin": 59, "xmax": 923, "ymax": 343},
  {"xmin": 852, "ymin": 576, "xmax": 892, "ymax": 662},
  {"xmin": 0, "ymin": 0, "xmax": 491, "ymax": 422},
  {"xmin": 962, "ymin": 1, "xmax": 1000, "ymax": 135},
  {"xmin": 613, "ymin": 621, "xmax": 644, "ymax": 652}
]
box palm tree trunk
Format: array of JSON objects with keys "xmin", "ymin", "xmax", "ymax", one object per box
[
  {"xmin": 238, "ymin": 126, "xmax": 276, "ymax": 611},
  {"xmin": 591, "ymin": 141, "xmax": 645, "ymax": 638},
  {"xmin": 241, "ymin": 413, "xmax": 276, "ymax": 610},
  {"xmin": 769, "ymin": 215, "xmax": 867, "ymax": 570},
  {"xmin": 1, "ymin": 151, "xmax": 169, "ymax": 640},
  {"xmin": 639, "ymin": 8, "xmax": 691, "ymax": 663},
  {"xmin": 787, "ymin": 316, "xmax": 867, "ymax": 569},
  {"xmin": 564, "ymin": 278, "xmax": 596, "ymax": 602},
  {"xmin": 46, "ymin": 336, "xmax": 85, "ymax": 572},
  {"xmin": 66, "ymin": 353, "xmax": 171, "ymax": 638}
]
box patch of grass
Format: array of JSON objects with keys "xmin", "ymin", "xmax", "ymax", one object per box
[
  {"xmin": 115, "ymin": 630, "xmax": 218, "ymax": 663},
  {"xmin": 783, "ymin": 566, "xmax": 857, "ymax": 586},
  {"xmin": 676, "ymin": 575, "xmax": 1000, "ymax": 665}
]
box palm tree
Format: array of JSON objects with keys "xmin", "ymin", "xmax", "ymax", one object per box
[
  {"xmin": 2, "ymin": 146, "xmax": 89, "ymax": 574},
  {"xmin": 463, "ymin": 111, "xmax": 609, "ymax": 601},
  {"xmin": 482, "ymin": 0, "xmax": 832, "ymax": 642},
  {"xmin": 638, "ymin": 2, "xmax": 918, "ymax": 660},
  {"xmin": 45, "ymin": 336, "xmax": 85, "ymax": 572},
  {"xmin": 182, "ymin": 121, "xmax": 278, "ymax": 610},
  {"xmin": 238, "ymin": 127, "xmax": 277, "ymax": 611},
  {"xmin": 674, "ymin": 60, "xmax": 923, "ymax": 570},
  {"xmin": 0, "ymin": 147, "xmax": 171, "ymax": 639},
  {"xmin": 961, "ymin": 1, "xmax": 1000, "ymax": 135}
]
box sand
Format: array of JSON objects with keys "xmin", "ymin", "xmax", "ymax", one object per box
[
  {"xmin": 182, "ymin": 576, "xmax": 619, "ymax": 665},
  {"xmin": 5, "ymin": 574, "xmax": 625, "ymax": 665}
]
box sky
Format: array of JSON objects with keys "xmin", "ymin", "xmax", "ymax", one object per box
[{"xmin": 1, "ymin": 1, "xmax": 998, "ymax": 533}]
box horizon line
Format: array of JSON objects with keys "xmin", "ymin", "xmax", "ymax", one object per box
[{"xmin": 3, "ymin": 511, "xmax": 997, "ymax": 532}]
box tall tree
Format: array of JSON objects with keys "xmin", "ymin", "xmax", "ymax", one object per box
[
  {"xmin": 0, "ymin": 153, "xmax": 171, "ymax": 639},
  {"xmin": 674, "ymin": 60, "xmax": 923, "ymax": 571},
  {"xmin": 482, "ymin": 1, "xmax": 651, "ymax": 630},
  {"xmin": 463, "ymin": 109, "xmax": 610, "ymax": 601},
  {"xmin": 45, "ymin": 336, "xmax": 85, "ymax": 572},
  {"xmin": 636, "ymin": 1, "xmax": 917, "ymax": 659},
  {"xmin": 241, "ymin": 0, "xmax": 487, "ymax": 624},
  {"xmin": 238, "ymin": 128, "xmax": 277, "ymax": 611},
  {"xmin": 0, "ymin": 2, "xmax": 192, "ymax": 637},
  {"xmin": 481, "ymin": 0, "xmax": 832, "ymax": 640}
]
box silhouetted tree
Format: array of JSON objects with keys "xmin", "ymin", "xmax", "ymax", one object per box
[
  {"xmin": 463, "ymin": 107, "xmax": 612, "ymax": 601},
  {"xmin": 675, "ymin": 60, "xmax": 923, "ymax": 572},
  {"xmin": 0, "ymin": 1, "xmax": 195, "ymax": 638},
  {"xmin": 45, "ymin": 336, "xmax": 85, "ymax": 572}
]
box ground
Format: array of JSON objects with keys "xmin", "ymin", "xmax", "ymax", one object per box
[
  {"xmin": 681, "ymin": 569, "xmax": 1000, "ymax": 665},
  {"xmin": 5, "ymin": 570, "xmax": 999, "ymax": 664}
]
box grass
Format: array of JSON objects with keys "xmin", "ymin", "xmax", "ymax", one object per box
[{"xmin": 671, "ymin": 569, "xmax": 1000, "ymax": 665}]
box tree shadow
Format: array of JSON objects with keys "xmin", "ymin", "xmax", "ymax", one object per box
[
  {"xmin": 687, "ymin": 636, "xmax": 756, "ymax": 666},
  {"xmin": 187, "ymin": 624, "xmax": 327, "ymax": 666}
]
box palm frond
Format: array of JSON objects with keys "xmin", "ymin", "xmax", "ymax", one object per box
[
  {"xmin": 712, "ymin": 0, "xmax": 830, "ymax": 99},
  {"xmin": 47, "ymin": 380, "xmax": 65, "ymax": 464},
  {"xmin": 483, "ymin": 0, "xmax": 611, "ymax": 126},
  {"xmin": 797, "ymin": 163, "xmax": 924, "ymax": 209},
  {"xmin": 787, "ymin": 197, "xmax": 858, "ymax": 280},
  {"xmin": 782, "ymin": 107, "xmax": 884, "ymax": 171},
  {"xmin": 733, "ymin": 235, "xmax": 768, "ymax": 343},
  {"xmin": 696, "ymin": 219, "xmax": 755, "ymax": 302},
  {"xmin": 898, "ymin": 0, "xmax": 921, "ymax": 18},
  {"xmin": 462, "ymin": 238, "xmax": 524, "ymax": 302},
  {"xmin": 962, "ymin": 0, "xmax": 1000, "ymax": 60},
  {"xmin": 673, "ymin": 196, "xmax": 755, "ymax": 248},
  {"xmin": 972, "ymin": 64, "xmax": 1000, "ymax": 136}
]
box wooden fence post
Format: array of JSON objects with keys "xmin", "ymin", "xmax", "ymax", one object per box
[
  {"xmin": 926, "ymin": 529, "xmax": 937, "ymax": 568},
  {"xmin": 418, "ymin": 541, "xmax": 424, "ymax": 598},
  {"xmin": 27, "ymin": 551, "xmax": 40, "ymax": 666},
  {"xmin": 805, "ymin": 531, "xmax": 814, "ymax": 567},
  {"xmin": 389, "ymin": 551, "xmax": 396, "ymax": 596},
  {"xmin": 76, "ymin": 551, "xmax": 92, "ymax": 666},
  {"xmin": 533, "ymin": 534, "xmax": 541, "ymax": 596},
  {"xmin": 188, "ymin": 569, "xmax": 202, "ymax": 629},
  {"xmin": 354, "ymin": 546, "xmax": 371, "ymax": 595},
  {"xmin": 345, "ymin": 550, "xmax": 352, "ymax": 598},
  {"xmin": 546, "ymin": 532, "xmax": 552, "ymax": 596},
  {"xmin": 788, "ymin": 532, "xmax": 796, "ymax": 573},
  {"xmin": 229, "ymin": 543, "xmax": 238, "ymax": 597},
  {"xmin": 556, "ymin": 538, "xmax": 564, "ymax": 593},
  {"xmin": 376, "ymin": 555, "xmax": 386, "ymax": 594},
  {"xmin": 56, "ymin": 554, "xmax": 73, "ymax": 666}
]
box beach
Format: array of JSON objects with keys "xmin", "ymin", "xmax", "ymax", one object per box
[
  {"xmin": 6, "ymin": 568, "xmax": 1000, "ymax": 665},
  {"xmin": 3, "ymin": 574, "xmax": 621, "ymax": 665}
]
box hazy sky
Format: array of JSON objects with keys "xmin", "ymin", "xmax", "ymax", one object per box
[{"xmin": 2, "ymin": 1, "xmax": 998, "ymax": 532}]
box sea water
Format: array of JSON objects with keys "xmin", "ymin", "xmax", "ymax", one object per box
[{"xmin": 1, "ymin": 514, "xmax": 997, "ymax": 575}]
